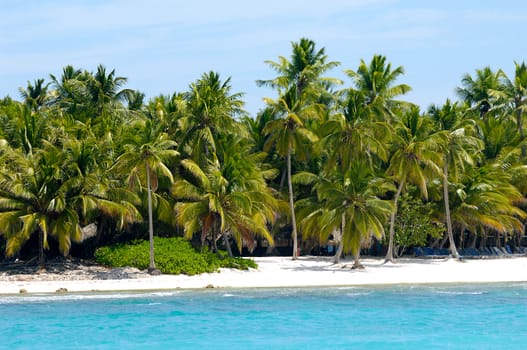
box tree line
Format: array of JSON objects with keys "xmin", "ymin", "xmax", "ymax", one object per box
[{"xmin": 1, "ymin": 38, "xmax": 526, "ymax": 270}]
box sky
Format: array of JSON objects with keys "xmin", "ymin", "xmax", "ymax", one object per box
[{"xmin": 2, "ymin": 0, "xmax": 527, "ymax": 117}]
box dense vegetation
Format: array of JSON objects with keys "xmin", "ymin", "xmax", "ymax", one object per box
[
  {"xmin": 1, "ymin": 37, "xmax": 526, "ymax": 271},
  {"xmin": 95, "ymin": 237, "xmax": 257, "ymax": 275}
]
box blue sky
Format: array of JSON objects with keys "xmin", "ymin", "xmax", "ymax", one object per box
[{"xmin": 2, "ymin": 0, "xmax": 527, "ymax": 117}]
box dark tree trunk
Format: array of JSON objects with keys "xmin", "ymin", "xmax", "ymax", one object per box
[
  {"xmin": 222, "ymin": 232, "xmax": 233, "ymax": 258},
  {"xmin": 38, "ymin": 229, "xmax": 45, "ymax": 271}
]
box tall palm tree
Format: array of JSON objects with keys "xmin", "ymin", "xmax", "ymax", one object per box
[
  {"xmin": 258, "ymin": 39, "xmax": 338, "ymax": 259},
  {"xmin": 428, "ymin": 100, "xmax": 482, "ymax": 258},
  {"xmin": 384, "ymin": 107, "xmax": 446, "ymax": 262},
  {"xmin": 263, "ymin": 86, "xmax": 320, "ymax": 259},
  {"xmin": 257, "ymin": 37, "xmax": 341, "ymax": 100},
  {"xmin": 112, "ymin": 118, "xmax": 178, "ymax": 273}
]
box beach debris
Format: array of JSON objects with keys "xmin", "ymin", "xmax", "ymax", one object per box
[{"xmin": 55, "ymin": 287, "xmax": 68, "ymax": 293}]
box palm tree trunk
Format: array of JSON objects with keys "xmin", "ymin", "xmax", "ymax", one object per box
[
  {"xmin": 352, "ymin": 249, "xmax": 363, "ymax": 269},
  {"xmin": 146, "ymin": 163, "xmax": 157, "ymax": 272},
  {"xmin": 222, "ymin": 231, "xmax": 233, "ymax": 257},
  {"xmin": 333, "ymin": 242, "xmax": 344, "ymax": 264},
  {"xmin": 384, "ymin": 180, "xmax": 404, "ymax": 263},
  {"xmin": 287, "ymin": 146, "xmax": 299, "ymax": 260},
  {"xmin": 443, "ymin": 160, "xmax": 460, "ymax": 259},
  {"xmin": 38, "ymin": 229, "xmax": 45, "ymax": 270},
  {"xmin": 333, "ymin": 214, "xmax": 346, "ymax": 263},
  {"xmin": 516, "ymin": 107, "xmax": 525, "ymax": 157}
]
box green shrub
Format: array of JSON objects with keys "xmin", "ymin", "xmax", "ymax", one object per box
[{"xmin": 94, "ymin": 237, "xmax": 257, "ymax": 275}]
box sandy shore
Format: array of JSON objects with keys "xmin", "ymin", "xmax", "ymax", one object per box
[{"xmin": 1, "ymin": 256, "xmax": 527, "ymax": 295}]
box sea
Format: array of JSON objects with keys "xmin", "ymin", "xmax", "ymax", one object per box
[{"xmin": 1, "ymin": 283, "xmax": 526, "ymax": 349}]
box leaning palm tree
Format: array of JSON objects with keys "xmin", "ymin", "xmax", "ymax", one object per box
[
  {"xmin": 384, "ymin": 107, "xmax": 446, "ymax": 262},
  {"xmin": 112, "ymin": 118, "xmax": 178, "ymax": 273}
]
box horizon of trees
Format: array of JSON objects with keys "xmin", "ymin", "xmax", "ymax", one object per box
[{"xmin": 1, "ymin": 38, "xmax": 527, "ymax": 270}]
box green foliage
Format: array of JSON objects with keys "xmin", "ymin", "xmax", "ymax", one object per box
[
  {"xmin": 393, "ymin": 193, "xmax": 444, "ymax": 256},
  {"xmin": 94, "ymin": 237, "xmax": 257, "ymax": 275}
]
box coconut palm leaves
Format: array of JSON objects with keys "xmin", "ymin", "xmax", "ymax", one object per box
[
  {"xmin": 345, "ymin": 54, "xmax": 411, "ymax": 115},
  {"xmin": 179, "ymin": 71, "xmax": 246, "ymax": 163},
  {"xmin": 0, "ymin": 134, "xmax": 139, "ymax": 269}
]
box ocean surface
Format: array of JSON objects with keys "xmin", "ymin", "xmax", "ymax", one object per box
[{"xmin": 1, "ymin": 283, "xmax": 526, "ymax": 349}]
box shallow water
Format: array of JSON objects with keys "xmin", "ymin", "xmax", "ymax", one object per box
[{"xmin": 1, "ymin": 283, "xmax": 527, "ymax": 349}]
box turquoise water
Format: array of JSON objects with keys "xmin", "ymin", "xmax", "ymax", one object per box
[{"xmin": 1, "ymin": 283, "xmax": 527, "ymax": 349}]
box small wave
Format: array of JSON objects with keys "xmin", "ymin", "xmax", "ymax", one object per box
[
  {"xmin": 0, "ymin": 291, "xmax": 181, "ymax": 304},
  {"xmin": 433, "ymin": 291, "xmax": 485, "ymax": 295}
]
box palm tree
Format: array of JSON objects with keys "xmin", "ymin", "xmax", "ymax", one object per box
[
  {"xmin": 258, "ymin": 39, "xmax": 338, "ymax": 259},
  {"xmin": 257, "ymin": 37, "xmax": 341, "ymax": 100},
  {"xmin": 490, "ymin": 62, "xmax": 527, "ymax": 154},
  {"xmin": 263, "ymin": 86, "xmax": 320, "ymax": 259},
  {"xmin": 318, "ymin": 89, "xmax": 391, "ymax": 171},
  {"xmin": 173, "ymin": 136, "xmax": 278, "ymax": 255},
  {"xmin": 428, "ymin": 100, "xmax": 482, "ymax": 259},
  {"xmin": 456, "ymin": 66, "xmax": 502, "ymax": 119},
  {"xmin": 19, "ymin": 79, "xmax": 50, "ymax": 111},
  {"xmin": 112, "ymin": 118, "xmax": 178, "ymax": 273},
  {"xmin": 296, "ymin": 161, "xmax": 393, "ymax": 267},
  {"xmin": 450, "ymin": 163, "xmax": 526, "ymax": 249},
  {"xmin": 88, "ymin": 64, "xmax": 134, "ymax": 115},
  {"xmin": 345, "ymin": 54, "xmax": 411, "ymax": 116},
  {"xmin": 179, "ymin": 71, "xmax": 246, "ymax": 162},
  {"xmin": 384, "ymin": 106, "xmax": 446, "ymax": 262}
]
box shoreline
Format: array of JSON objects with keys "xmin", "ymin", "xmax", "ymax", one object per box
[{"xmin": 1, "ymin": 256, "xmax": 527, "ymax": 295}]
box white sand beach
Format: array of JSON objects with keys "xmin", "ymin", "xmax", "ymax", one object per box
[{"xmin": 1, "ymin": 256, "xmax": 527, "ymax": 295}]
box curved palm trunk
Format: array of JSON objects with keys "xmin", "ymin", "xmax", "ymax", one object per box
[
  {"xmin": 287, "ymin": 146, "xmax": 299, "ymax": 260},
  {"xmin": 384, "ymin": 180, "xmax": 404, "ymax": 263},
  {"xmin": 146, "ymin": 163, "xmax": 157, "ymax": 273},
  {"xmin": 442, "ymin": 160, "xmax": 460, "ymax": 259}
]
